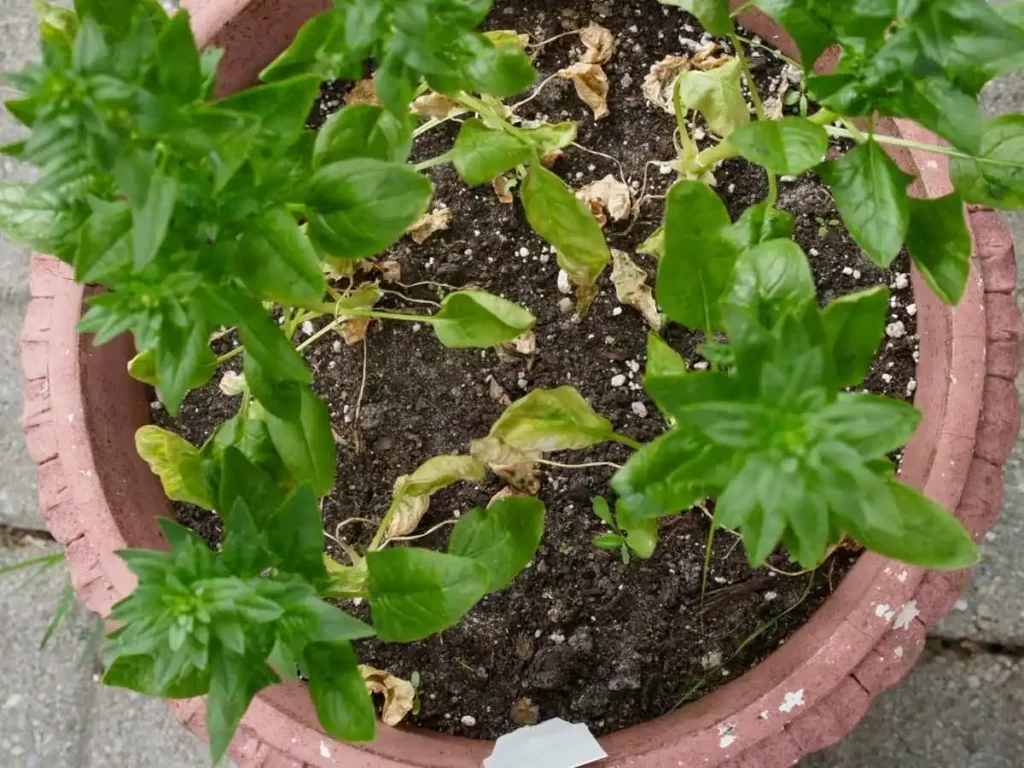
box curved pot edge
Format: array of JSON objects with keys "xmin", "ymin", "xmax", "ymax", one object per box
[{"xmin": 16, "ymin": 5, "xmax": 1024, "ymax": 768}]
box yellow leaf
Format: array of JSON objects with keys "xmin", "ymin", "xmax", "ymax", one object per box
[
  {"xmin": 611, "ymin": 249, "xmax": 661, "ymax": 330},
  {"xmin": 360, "ymin": 666, "xmax": 416, "ymax": 727},
  {"xmin": 345, "ymin": 78, "xmax": 379, "ymax": 106},
  {"xmin": 412, "ymin": 92, "xmax": 465, "ymax": 118},
  {"xmin": 556, "ymin": 62, "xmax": 610, "ymax": 120},
  {"xmin": 643, "ymin": 54, "xmax": 692, "ymax": 114},
  {"xmin": 385, "ymin": 455, "xmax": 487, "ymax": 537},
  {"xmin": 576, "ymin": 175, "xmax": 633, "ymax": 226},
  {"xmin": 407, "ymin": 207, "xmax": 453, "ymax": 244}
]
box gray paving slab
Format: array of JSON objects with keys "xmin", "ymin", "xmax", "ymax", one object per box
[
  {"xmin": 801, "ymin": 648, "xmax": 1024, "ymax": 768},
  {"xmin": 0, "ymin": 0, "xmax": 43, "ymax": 530}
]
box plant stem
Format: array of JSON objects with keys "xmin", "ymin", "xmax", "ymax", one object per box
[
  {"xmin": 215, "ymin": 344, "xmax": 245, "ymax": 366},
  {"xmin": 311, "ymin": 302, "xmax": 437, "ymax": 324},
  {"xmin": 609, "ymin": 432, "xmax": 642, "ymax": 451},
  {"xmin": 414, "ymin": 151, "xmax": 454, "ymax": 172},
  {"xmin": 729, "ymin": 32, "xmax": 765, "ymax": 120},
  {"xmin": 730, "ymin": 1, "xmax": 755, "ymax": 17},
  {"xmin": 295, "ymin": 316, "xmax": 343, "ymax": 352},
  {"xmin": 823, "ymin": 125, "xmax": 1024, "ymax": 169},
  {"xmin": 766, "ymin": 168, "xmax": 778, "ymax": 207},
  {"xmin": 672, "ymin": 79, "xmax": 697, "ymax": 165}
]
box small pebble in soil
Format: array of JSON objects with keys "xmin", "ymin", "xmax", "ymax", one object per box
[
  {"xmin": 906, "ymin": 303, "xmax": 917, "ymax": 316},
  {"xmin": 885, "ymin": 321, "xmax": 907, "ymax": 339},
  {"xmin": 895, "ymin": 273, "xmax": 910, "ymax": 290},
  {"xmin": 611, "ymin": 374, "xmax": 627, "ymax": 387},
  {"xmin": 460, "ymin": 715, "xmax": 477, "ymax": 727}
]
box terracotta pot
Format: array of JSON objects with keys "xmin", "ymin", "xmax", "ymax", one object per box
[{"xmin": 18, "ymin": 1, "xmax": 1023, "ymax": 766}]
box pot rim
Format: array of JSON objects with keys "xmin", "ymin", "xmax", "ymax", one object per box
[{"xmin": 18, "ymin": 1, "xmax": 1022, "ymax": 766}]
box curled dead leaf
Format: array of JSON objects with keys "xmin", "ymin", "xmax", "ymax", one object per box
[
  {"xmin": 345, "ymin": 78, "xmax": 379, "ymax": 106},
  {"xmin": 386, "ymin": 454, "xmax": 487, "ymax": 537},
  {"xmin": 556, "ymin": 62, "xmax": 609, "ymax": 120},
  {"xmin": 471, "ymin": 436, "xmax": 541, "ymax": 495},
  {"xmin": 580, "ymin": 22, "xmax": 615, "ymax": 65},
  {"xmin": 763, "ymin": 78, "xmax": 789, "ymax": 121},
  {"xmin": 492, "ymin": 175, "xmax": 515, "ymax": 204},
  {"xmin": 540, "ymin": 150, "xmax": 563, "ymax": 168},
  {"xmin": 643, "ymin": 54, "xmax": 691, "ymax": 114},
  {"xmin": 611, "ymin": 249, "xmax": 661, "ymax": 330},
  {"xmin": 325, "ymin": 258, "xmax": 357, "ymax": 281},
  {"xmin": 513, "ymin": 330, "xmax": 537, "ymax": 356},
  {"xmin": 487, "ymin": 375, "xmax": 512, "ymax": 406},
  {"xmin": 218, "ymin": 371, "xmax": 245, "ymax": 396},
  {"xmin": 691, "ymin": 43, "xmax": 731, "ymax": 72},
  {"xmin": 360, "ymin": 666, "xmax": 416, "ymax": 727},
  {"xmin": 408, "ymin": 208, "xmax": 453, "ymax": 244},
  {"xmin": 412, "ymin": 92, "xmax": 464, "ymax": 118},
  {"xmin": 576, "ymin": 175, "xmax": 633, "ymax": 227},
  {"xmin": 369, "ymin": 259, "xmax": 402, "ymax": 283}
]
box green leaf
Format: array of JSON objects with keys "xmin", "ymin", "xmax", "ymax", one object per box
[
  {"xmin": 264, "ymin": 385, "xmax": 337, "ymax": 497},
  {"xmin": 73, "ymin": 0, "xmax": 136, "ymax": 35},
  {"xmin": 751, "ymin": 0, "xmax": 837, "ymax": 67},
  {"xmin": 34, "ymin": 0, "xmax": 78, "ymax": 51},
  {"xmin": 657, "ymin": 180, "xmax": 739, "ymax": 331},
  {"xmin": 103, "ymin": 654, "xmax": 208, "ymax": 699},
  {"xmin": 725, "ymin": 238, "xmax": 815, "ymax": 330},
  {"xmin": 487, "ymin": 386, "xmax": 615, "ymax": 453},
  {"xmin": 216, "ymin": 446, "xmax": 288, "ymax": 522},
  {"xmin": 392, "ymin": 455, "xmax": 487, "ymax": 503},
  {"xmin": 431, "ymin": 290, "xmax": 536, "ymax": 348},
  {"xmin": 221, "ymin": 497, "xmax": 270, "ymax": 577},
  {"xmin": 816, "ymin": 141, "xmax": 913, "ymax": 267},
  {"xmin": 646, "ymin": 333, "xmax": 688, "ymax": 377},
  {"xmin": 813, "ymin": 393, "xmax": 921, "ymax": 459},
  {"xmin": 218, "ymin": 291, "xmax": 311, "ymax": 384},
  {"xmin": 76, "ymin": 198, "xmax": 132, "ymax": 283},
  {"xmin": 451, "ymin": 119, "xmax": 533, "ymax": 186},
  {"xmin": 0, "ymin": 183, "xmax": 85, "ymax": 256},
  {"xmin": 593, "ymin": 532, "xmax": 625, "ymax": 550},
  {"xmin": 366, "ymin": 548, "xmax": 489, "ymax": 642},
  {"xmin": 155, "ymin": 316, "xmax": 216, "ymax": 415},
  {"xmin": 612, "ymin": 429, "xmax": 726, "ymax": 519},
  {"xmin": 950, "ymin": 115, "xmax": 1024, "ymax": 210},
  {"xmin": 465, "ymin": 34, "xmax": 538, "ymax": 96},
  {"xmin": 135, "ymin": 426, "xmax": 215, "ymax": 510},
  {"xmin": 260, "ymin": 10, "xmax": 347, "ymax": 83},
  {"xmin": 314, "ymin": 105, "xmax": 414, "ymax": 166},
  {"xmin": 218, "ymin": 75, "xmax": 322, "ymax": 152},
  {"xmin": 677, "ymin": 59, "xmax": 750, "ymax": 138},
  {"xmin": 304, "ymin": 642, "xmax": 377, "ymax": 742},
  {"xmin": 130, "ymin": 171, "xmax": 177, "ymax": 270},
  {"xmin": 155, "ymin": 10, "xmax": 201, "ymax": 102},
  {"xmin": 659, "ymin": 0, "xmax": 733, "ymax": 35},
  {"xmin": 266, "ymin": 486, "xmax": 327, "ymax": 581},
  {"xmin": 520, "ymin": 122, "xmax": 578, "ymax": 157},
  {"xmin": 206, "ymin": 652, "xmax": 278, "ymax": 765},
  {"xmin": 616, "ymin": 503, "xmax": 658, "ymax": 559},
  {"xmin": 637, "ymin": 226, "xmax": 665, "ymax": 259},
  {"xmin": 591, "ymin": 495, "xmax": 615, "ymax": 527},
  {"xmin": 521, "ymin": 165, "xmax": 610, "ymax": 312},
  {"xmin": 845, "ymin": 482, "xmax": 978, "ymax": 569},
  {"xmin": 729, "ymin": 117, "xmax": 829, "ymax": 175},
  {"xmin": 905, "ymin": 193, "xmax": 971, "ymax": 304},
  {"xmin": 448, "ymin": 496, "xmax": 545, "ymax": 592},
  {"xmin": 238, "ymin": 207, "xmax": 325, "ymax": 305},
  {"xmin": 820, "ymin": 286, "xmax": 890, "ymax": 386},
  {"xmin": 730, "ymin": 203, "xmax": 796, "ymax": 249},
  {"xmin": 306, "ymin": 158, "xmax": 432, "ymax": 259}
]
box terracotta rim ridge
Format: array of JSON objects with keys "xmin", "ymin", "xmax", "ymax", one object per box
[{"xmin": 18, "ymin": 2, "xmax": 1023, "ymax": 766}]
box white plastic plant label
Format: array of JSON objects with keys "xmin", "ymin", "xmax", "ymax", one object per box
[{"xmin": 484, "ymin": 717, "xmax": 607, "ymax": 768}]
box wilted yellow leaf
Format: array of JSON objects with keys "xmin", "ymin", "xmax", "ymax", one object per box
[
  {"xmin": 470, "ymin": 435, "xmax": 540, "ymax": 495},
  {"xmin": 412, "ymin": 92, "xmax": 465, "ymax": 118},
  {"xmin": 556, "ymin": 62, "xmax": 610, "ymax": 120},
  {"xmin": 345, "ymin": 78, "xmax": 379, "ymax": 106},
  {"xmin": 407, "ymin": 208, "xmax": 453, "ymax": 244},
  {"xmin": 360, "ymin": 666, "xmax": 416, "ymax": 727},
  {"xmin": 580, "ymin": 22, "xmax": 615, "ymax": 65},
  {"xmin": 643, "ymin": 54, "xmax": 692, "ymax": 114},
  {"xmin": 218, "ymin": 371, "xmax": 245, "ymax": 397},
  {"xmin": 611, "ymin": 249, "xmax": 661, "ymax": 330},
  {"xmin": 385, "ymin": 455, "xmax": 487, "ymax": 537},
  {"xmin": 484, "ymin": 29, "xmax": 530, "ymax": 48},
  {"xmin": 492, "ymin": 175, "xmax": 515, "ymax": 204},
  {"xmin": 692, "ymin": 43, "xmax": 731, "ymax": 72},
  {"xmin": 340, "ymin": 316, "xmax": 372, "ymax": 345},
  {"xmin": 576, "ymin": 175, "xmax": 633, "ymax": 226}
]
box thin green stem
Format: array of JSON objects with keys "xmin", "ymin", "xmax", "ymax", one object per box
[
  {"xmin": 350, "ymin": 308, "xmax": 438, "ymax": 324},
  {"xmin": 733, "ymin": 33, "xmax": 801, "ymax": 68},
  {"xmin": 295, "ymin": 317, "xmax": 343, "ymax": 353},
  {"xmin": 700, "ymin": 506, "xmax": 718, "ymax": 608},
  {"xmin": 823, "ymin": 125, "xmax": 1024, "ymax": 169},
  {"xmin": 730, "ymin": 1, "xmax": 755, "ymax": 17},
  {"xmin": 609, "ymin": 432, "xmax": 642, "ymax": 451},
  {"xmin": 729, "ymin": 32, "xmax": 765, "ymax": 120},
  {"xmin": 673, "ymin": 78, "xmax": 697, "ymax": 165},
  {"xmin": 215, "ymin": 344, "xmax": 245, "ymax": 366},
  {"xmin": 414, "ymin": 151, "xmax": 454, "ymax": 172},
  {"xmin": 840, "ymin": 117, "xmax": 868, "ymax": 144},
  {"xmin": 766, "ymin": 168, "xmax": 779, "ymax": 207}
]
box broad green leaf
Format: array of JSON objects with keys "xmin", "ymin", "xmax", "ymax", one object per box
[
  {"xmin": 487, "ymin": 386, "xmax": 615, "ymax": 453},
  {"xmin": 202, "ymin": 412, "xmax": 293, "ymax": 498},
  {"xmin": 845, "ymin": 482, "xmax": 978, "ymax": 569},
  {"xmin": 218, "ymin": 75, "xmax": 322, "ymax": 152},
  {"xmin": 221, "ymin": 497, "xmax": 269, "ymax": 577},
  {"xmin": 646, "ymin": 333, "xmax": 687, "ymax": 378},
  {"xmin": 677, "ymin": 59, "xmax": 750, "ymax": 138},
  {"xmin": 260, "ymin": 10, "xmax": 347, "ymax": 83},
  {"xmin": 612, "ymin": 429, "xmax": 725, "ymax": 519},
  {"xmin": 521, "ymin": 165, "xmax": 610, "ymax": 312},
  {"xmin": 217, "ymin": 290, "xmax": 311, "ymax": 383},
  {"xmin": 431, "ymin": 290, "xmax": 536, "ymax": 348},
  {"xmin": 520, "ymin": 121, "xmax": 578, "ymax": 157},
  {"xmin": 76, "ymin": 198, "xmax": 132, "ymax": 283},
  {"xmin": 305, "ymin": 642, "xmax": 376, "ymax": 742},
  {"xmin": 452, "ymin": 119, "xmax": 533, "ymax": 185},
  {"xmin": 729, "ymin": 117, "xmax": 829, "ymax": 175},
  {"xmin": 950, "ymin": 115, "xmax": 1024, "ymax": 210},
  {"xmin": 816, "ymin": 141, "xmax": 913, "ymax": 267},
  {"xmin": 103, "ymin": 654, "xmax": 208, "ymax": 699},
  {"xmin": 729, "ymin": 203, "xmax": 796, "ymax": 249},
  {"xmin": 0, "ymin": 184, "xmax": 84, "ymax": 256},
  {"xmin": 73, "ymin": 0, "xmax": 136, "ymax": 35},
  {"xmin": 645, "ymin": 368, "xmax": 736, "ymax": 419},
  {"xmin": 905, "ymin": 193, "xmax": 971, "ymax": 304},
  {"xmin": 812, "ymin": 393, "xmax": 921, "ymax": 459},
  {"xmin": 155, "ymin": 10, "xmax": 201, "ymax": 102},
  {"xmin": 616, "ymin": 502, "xmax": 658, "ymax": 558},
  {"xmin": 238, "ymin": 207, "xmax": 325, "ymax": 305},
  {"xmin": 448, "ymin": 496, "xmax": 545, "ymax": 591},
  {"xmin": 314, "ymin": 105, "xmax": 413, "ymax": 166},
  {"xmin": 266, "ymin": 486, "xmax": 327, "ymax": 581},
  {"xmin": 593, "ymin": 532, "xmax": 625, "ymax": 549},
  {"xmin": 751, "ymin": 0, "xmax": 837, "ymax": 67},
  {"xmin": 716, "ymin": 453, "xmax": 791, "ymax": 565},
  {"xmin": 465, "ymin": 33, "xmax": 538, "ymax": 96},
  {"xmin": 366, "ymin": 548, "xmax": 488, "ymax": 642},
  {"xmin": 243, "ymin": 353, "xmax": 301, "ymax": 420},
  {"xmin": 155, "ymin": 316, "xmax": 214, "ymax": 415},
  {"xmin": 659, "ymin": 0, "xmax": 733, "ymax": 36},
  {"xmin": 264, "ymin": 385, "xmax": 336, "ymax": 496},
  {"xmin": 820, "ymin": 286, "xmax": 890, "ymax": 386},
  {"xmin": 206, "ymin": 652, "xmax": 278, "ymax": 765},
  {"xmin": 135, "ymin": 426, "xmax": 214, "ymax": 510},
  {"xmin": 307, "ymin": 158, "xmax": 432, "ymax": 259},
  {"xmin": 725, "ymin": 239, "xmax": 815, "ymax": 330},
  {"xmin": 130, "ymin": 172, "xmax": 177, "ymax": 270},
  {"xmin": 217, "ymin": 446, "xmax": 288, "ymax": 522},
  {"xmin": 656, "ymin": 180, "xmax": 739, "ymax": 331}
]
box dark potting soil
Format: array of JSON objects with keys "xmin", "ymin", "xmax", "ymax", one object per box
[{"xmin": 153, "ymin": 0, "xmax": 921, "ymax": 740}]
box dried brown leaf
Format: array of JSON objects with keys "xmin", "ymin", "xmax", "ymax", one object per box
[
  {"xmin": 386, "ymin": 494, "xmax": 430, "ymax": 540},
  {"xmin": 345, "ymin": 78, "xmax": 379, "ymax": 106},
  {"xmin": 488, "ymin": 486, "xmax": 523, "ymax": 507},
  {"xmin": 492, "ymin": 175, "xmax": 515, "ymax": 204},
  {"xmin": 372, "ymin": 259, "xmax": 402, "ymax": 283},
  {"xmin": 360, "ymin": 666, "xmax": 416, "ymax": 727},
  {"xmin": 487, "ymin": 375, "xmax": 512, "ymax": 406},
  {"xmin": 510, "ymin": 697, "xmax": 540, "ymax": 726},
  {"xmin": 341, "ymin": 316, "xmax": 372, "ymax": 345},
  {"xmin": 611, "ymin": 249, "xmax": 661, "ymax": 330},
  {"xmin": 540, "ymin": 149, "xmax": 563, "ymax": 168},
  {"xmin": 411, "ymin": 92, "xmax": 464, "ymax": 118},
  {"xmin": 556, "ymin": 62, "xmax": 610, "ymax": 120},
  {"xmin": 580, "ymin": 22, "xmax": 615, "ymax": 65},
  {"xmin": 470, "ymin": 436, "xmax": 540, "ymax": 495},
  {"xmin": 575, "ymin": 175, "xmax": 633, "ymax": 226},
  {"xmin": 218, "ymin": 371, "xmax": 245, "ymax": 397},
  {"xmin": 513, "ymin": 330, "xmax": 537, "ymax": 356},
  {"xmin": 691, "ymin": 43, "xmax": 731, "ymax": 71},
  {"xmin": 407, "ymin": 207, "xmax": 453, "ymax": 244},
  {"xmin": 643, "ymin": 54, "xmax": 691, "ymax": 114}
]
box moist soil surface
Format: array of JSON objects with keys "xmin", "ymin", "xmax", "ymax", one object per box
[{"xmin": 155, "ymin": 0, "xmax": 921, "ymax": 740}]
